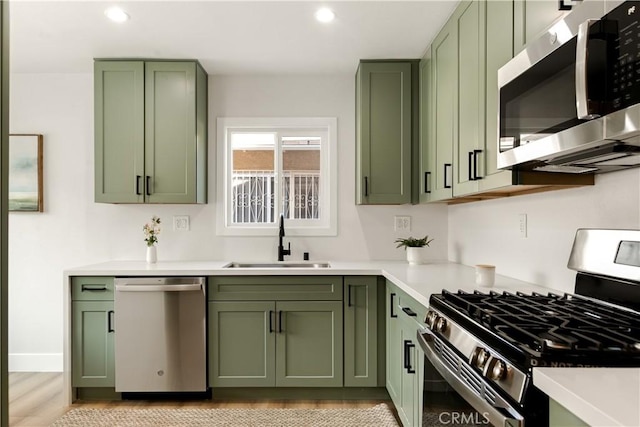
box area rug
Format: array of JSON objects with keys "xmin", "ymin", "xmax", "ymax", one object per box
[{"xmin": 50, "ymin": 404, "xmax": 399, "ymax": 427}]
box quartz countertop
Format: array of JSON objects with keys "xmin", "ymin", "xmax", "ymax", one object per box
[
  {"xmin": 64, "ymin": 259, "xmax": 552, "ymax": 307},
  {"xmin": 534, "ymin": 367, "xmax": 640, "ymax": 427}
]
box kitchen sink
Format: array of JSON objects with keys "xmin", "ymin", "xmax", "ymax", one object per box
[{"xmin": 224, "ymin": 262, "xmax": 331, "ymax": 269}]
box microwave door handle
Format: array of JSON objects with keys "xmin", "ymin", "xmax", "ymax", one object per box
[{"xmin": 576, "ymin": 19, "xmax": 600, "ymax": 120}]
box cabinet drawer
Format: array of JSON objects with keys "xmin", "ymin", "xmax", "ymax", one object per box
[
  {"xmin": 71, "ymin": 277, "xmax": 115, "ymax": 301},
  {"xmin": 208, "ymin": 276, "xmax": 343, "ymax": 301},
  {"xmin": 387, "ymin": 280, "xmax": 427, "ymax": 323}
]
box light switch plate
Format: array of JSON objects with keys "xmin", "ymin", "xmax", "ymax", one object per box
[{"xmin": 173, "ymin": 215, "xmax": 190, "ymax": 231}]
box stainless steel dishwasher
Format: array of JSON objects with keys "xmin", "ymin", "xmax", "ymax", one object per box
[{"xmin": 114, "ymin": 277, "xmax": 206, "ymax": 393}]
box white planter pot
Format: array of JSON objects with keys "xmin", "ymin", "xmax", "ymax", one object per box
[
  {"xmin": 406, "ymin": 247, "xmax": 426, "ymax": 265},
  {"xmin": 146, "ymin": 245, "xmax": 157, "ymax": 264}
]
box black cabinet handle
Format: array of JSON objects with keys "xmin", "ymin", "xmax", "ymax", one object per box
[
  {"xmin": 347, "ymin": 285, "xmax": 353, "ymax": 307},
  {"xmin": 468, "ymin": 152, "xmax": 474, "ymax": 181},
  {"xmin": 404, "ymin": 340, "xmax": 411, "ymax": 370},
  {"xmin": 364, "ymin": 176, "xmax": 369, "ymax": 197},
  {"xmin": 390, "ymin": 293, "xmax": 398, "ymax": 318},
  {"xmin": 135, "ymin": 175, "xmax": 142, "ymax": 195},
  {"xmin": 424, "ymin": 171, "xmax": 431, "ymax": 194},
  {"xmin": 278, "ymin": 310, "xmax": 283, "ymax": 333},
  {"xmin": 269, "ymin": 310, "xmax": 274, "ymax": 333},
  {"xmin": 473, "ymin": 150, "xmax": 483, "ymax": 180},
  {"xmin": 402, "ymin": 307, "xmax": 417, "ymax": 317},
  {"xmin": 107, "ymin": 310, "xmax": 115, "ymax": 333},
  {"xmin": 146, "ymin": 176, "xmax": 152, "ymax": 196},
  {"xmin": 407, "ymin": 341, "xmax": 416, "ymax": 374},
  {"xmin": 81, "ymin": 285, "xmax": 107, "ymax": 292},
  {"xmin": 444, "ymin": 164, "xmax": 452, "ymax": 189}
]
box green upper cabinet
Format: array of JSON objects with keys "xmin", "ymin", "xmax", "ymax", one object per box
[
  {"xmin": 514, "ymin": 0, "xmax": 569, "ymax": 54},
  {"xmin": 95, "ymin": 60, "xmax": 207, "ymax": 204},
  {"xmin": 356, "ymin": 61, "xmax": 417, "ymax": 205},
  {"xmin": 429, "ymin": 20, "xmax": 457, "ymax": 201},
  {"xmin": 479, "ymin": 0, "xmax": 516, "ymax": 192},
  {"xmin": 422, "ymin": 0, "xmax": 592, "ymax": 203},
  {"xmin": 418, "ymin": 51, "xmax": 432, "ymax": 204},
  {"xmin": 453, "ymin": 0, "xmax": 485, "ymax": 197},
  {"xmin": 344, "ymin": 276, "xmax": 378, "ymax": 387}
]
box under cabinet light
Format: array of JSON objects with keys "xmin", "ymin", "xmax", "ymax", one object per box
[{"xmin": 105, "ymin": 7, "xmax": 130, "ymax": 23}]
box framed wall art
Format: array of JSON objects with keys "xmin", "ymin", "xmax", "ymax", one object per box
[{"xmin": 9, "ymin": 134, "xmax": 43, "ymax": 212}]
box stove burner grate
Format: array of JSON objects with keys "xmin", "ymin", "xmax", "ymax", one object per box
[{"xmin": 438, "ymin": 290, "xmax": 640, "ymax": 356}]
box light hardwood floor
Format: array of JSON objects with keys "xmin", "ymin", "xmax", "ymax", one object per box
[{"xmin": 9, "ymin": 373, "xmax": 394, "ymax": 426}]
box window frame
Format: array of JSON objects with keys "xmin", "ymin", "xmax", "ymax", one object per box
[{"xmin": 216, "ymin": 117, "xmax": 338, "ymax": 236}]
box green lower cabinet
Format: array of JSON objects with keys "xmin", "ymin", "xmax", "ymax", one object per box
[
  {"xmin": 344, "ymin": 277, "xmax": 378, "ymax": 387},
  {"xmin": 71, "ymin": 301, "xmax": 115, "ymax": 387},
  {"xmin": 386, "ymin": 281, "xmax": 424, "ymax": 427},
  {"xmin": 208, "ymin": 301, "xmax": 275, "ymax": 387},
  {"xmin": 386, "ymin": 285, "xmax": 402, "ymax": 404},
  {"xmin": 549, "ymin": 398, "xmax": 589, "ymax": 427},
  {"xmin": 399, "ymin": 314, "xmax": 422, "ymax": 427},
  {"xmin": 209, "ymin": 300, "xmax": 343, "ymax": 388},
  {"xmin": 276, "ymin": 301, "xmax": 343, "ymax": 387}
]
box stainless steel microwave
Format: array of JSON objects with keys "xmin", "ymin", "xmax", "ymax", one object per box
[{"xmin": 498, "ymin": 0, "xmax": 640, "ymax": 173}]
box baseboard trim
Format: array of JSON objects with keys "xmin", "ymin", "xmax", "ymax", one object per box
[{"xmin": 9, "ymin": 353, "xmax": 63, "ymax": 372}]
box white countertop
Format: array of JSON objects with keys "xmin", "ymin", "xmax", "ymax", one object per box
[
  {"xmin": 64, "ymin": 259, "xmax": 552, "ymax": 307},
  {"xmin": 534, "ymin": 367, "xmax": 640, "ymax": 427}
]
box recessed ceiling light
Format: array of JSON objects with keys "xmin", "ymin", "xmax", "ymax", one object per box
[
  {"xmin": 104, "ymin": 6, "xmax": 130, "ymax": 23},
  {"xmin": 315, "ymin": 8, "xmax": 335, "ymax": 23}
]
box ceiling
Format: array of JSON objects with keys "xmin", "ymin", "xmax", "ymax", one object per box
[{"xmin": 9, "ymin": 0, "xmax": 458, "ymax": 75}]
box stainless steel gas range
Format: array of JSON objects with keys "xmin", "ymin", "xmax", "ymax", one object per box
[{"xmin": 418, "ymin": 229, "xmax": 640, "ymax": 427}]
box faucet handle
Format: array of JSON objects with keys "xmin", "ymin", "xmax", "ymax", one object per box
[{"xmin": 285, "ymin": 242, "xmax": 291, "ymax": 256}]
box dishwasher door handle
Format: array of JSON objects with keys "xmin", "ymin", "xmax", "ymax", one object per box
[{"xmin": 115, "ymin": 284, "xmax": 203, "ymax": 292}]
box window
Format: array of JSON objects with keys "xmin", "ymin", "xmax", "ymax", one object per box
[{"xmin": 216, "ymin": 118, "xmax": 337, "ymax": 236}]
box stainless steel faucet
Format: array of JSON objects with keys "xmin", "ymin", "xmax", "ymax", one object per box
[{"xmin": 278, "ymin": 214, "xmax": 291, "ymax": 261}]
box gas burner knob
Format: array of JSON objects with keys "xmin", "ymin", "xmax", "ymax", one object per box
[
  {"xmin": 489, "ymin": 359, "xmax": 507, "ymax": 381},
  {"xmin": 472, "ymin": 348, "xmax": 490, "ymax": 369},
  {"xmin": 426, "ymin": 311, "xmax": 438, "ymax": 329},
  {"xmin": 435, "ymin": 316, "xmax": 447, "ymax": 333}
]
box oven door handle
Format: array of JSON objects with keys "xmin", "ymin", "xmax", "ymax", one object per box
[
  {"xmin": 417, "ymin": 329, "xmax": 524, "ymax": 427},
  {"xmin": 576, "ymin": 19, "xmax": 600, "ymax": 120}
]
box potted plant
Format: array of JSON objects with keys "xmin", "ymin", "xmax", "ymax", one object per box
[{"xmin": 395, "ymin": 235, "xmax": 434, "ymax": 265}]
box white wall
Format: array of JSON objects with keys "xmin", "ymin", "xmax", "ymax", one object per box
[
  {"xmin": 8, "ymin": 72, "xmax": 448, "ymax": 371},
  {"xmin": 448, "ymin": 169, "xmax": 640, "ymax": 293}
]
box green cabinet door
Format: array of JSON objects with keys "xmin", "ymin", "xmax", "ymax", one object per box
[
  {"xmin": 386, "ymin": 284, "xmax": 402, "ymax": 406},
  {"xmin": 275, "ymin": 301, "xmax": 343, "ymax": 387},
  {"xmin": 145, "ymin": 62, "xmax": 205, "ymax": 204},
  {"xmin": 479, "ymin": 0, "xmax": 516, "ymax": 192},
  {"xmin": 453, "ymin": 0, "xmax": 484, "ymax": 197},
  {"xmin": 399, "ymin": 312, "xmax": 422, "ymax": 427},
  {"xmin": 71, "ymin": 301, "xmax": 115, "ymax": 387},
  {"xmin": 514, "ymin": 0, "xmax": 568, "ymax": 54},
  {"xmin": 344, "ymin": 276, "xmax": 378, "ymax": 387},
  {"xmin": 419, "ymin": 50, "xmax": 433, "ymax": 204},
  {"xmin": 430, "ymin": 20, "xmax": 457, "ymax": 201},
  {"xmin": 94, "ymin": 61, "xmax": 145, "ymax": 203},
  {"xmin": 208, "ymin": 301, "xmax": 276, "ymax": 387},
  {"xmin": 356, "ymin": 61, "xmax": 414, "ymax": 205}
]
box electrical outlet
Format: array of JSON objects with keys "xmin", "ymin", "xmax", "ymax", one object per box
[
  {"xmin": 519, "ymin": 213, "xmax": 527, "ymax": 238},
  {"xmin": 394, "ymin": 216, "xmax": 411, "ymax": 232},
  {"xmin": 173, "ymin": 215, "xmax": 190, "ymax": 231}
]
